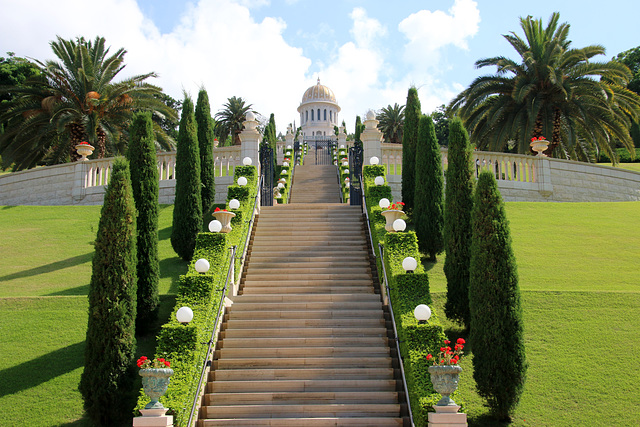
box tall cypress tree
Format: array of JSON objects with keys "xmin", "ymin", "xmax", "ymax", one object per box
[
  {"xmin": 195, "ymin": 88, "xmax": 215, "ymax": 215},
  {"xmin": 171, "ymin": 95, "xmax": 202, "ymax": 261},
  {"xmin": 402, "ymin": 86, "xmax": 421, "ymax": 211},
  {"xmin": 127, "ymin": 112, "xmax": 159, "ymax": 332},
  {"xmin": 354, "ymin": 115, "xmax": 364, "ymax": 143},
  {"xmin": 444, "ymin": 118, "xmax": 474, "ymax": 327},
  {"xmin": 79, "ymin": 158, "xmax": 137, "ymax": 425},
  {"xmin": 414, "ymin": 114, "xmax": 444, "ymax": 259},
  {"xmin": 469, "ymin": 171, "xmax": 527, "ymax": 421}
]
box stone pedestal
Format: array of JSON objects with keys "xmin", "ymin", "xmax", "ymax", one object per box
[
  {"xmin": 133, "ymin": 408, "xmax": 173, "ymax": 426},
  {"xmin": 428, "ymin": 405, "xmax": 467, "ymax": 426},
  {"xmin": 361, "ymin": 110, "xmax": 382, "ymax": 163},
  {"xmin": 338, "ymin": 125, "xmax": 347, "ymax": 148},
  {"xmin": 239, "ymin": 112, "xmax": 260, "ymax": 174}
]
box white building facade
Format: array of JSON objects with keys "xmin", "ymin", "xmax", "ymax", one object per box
[{"xmin": 297, "ymin": 78, "xmax": 341, "ymax": 139}]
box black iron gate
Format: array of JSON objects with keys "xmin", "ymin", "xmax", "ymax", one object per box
[
  {"xmin": 260, "ymin": 143, "xmax": 274, "ymax": 206},
  {"xmin": 305, "ymin": 137, "xmax": 336, "ymax": 165},
  {"xmin": 349, "ymin": 141, "xmax": 363, "ymax": 206}
]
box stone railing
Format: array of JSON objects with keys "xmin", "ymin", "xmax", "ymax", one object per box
[{"xmin": 378, "ymin": 144, "xmax": 638, "ymax": 202}]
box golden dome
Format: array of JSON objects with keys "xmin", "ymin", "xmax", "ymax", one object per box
[{"xmin": 301, "ymin": 78, "xmax": 337, "ymax": 104}]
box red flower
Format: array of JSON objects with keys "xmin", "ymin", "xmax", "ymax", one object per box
[
  {"xmin": 457, "ymin": 338, "xmax": 465, "ymax": 344},
  {"xmin": 78, "ymin": 141, "xmax": 90, "ymax": 145},
  {"xmin": 444, "ymin": 340, "xmax": 450, "ymax": 345},
  {"xmin": 426, "ymin": 354, "xmax": 433, "ymax": 361},
  {"xmin": 214, "ymin": 207, "xmax": 220, "ymax": 212},
  {"xmin": 451, "ymin": 359, "xmax": 458, "ymax": 364}
]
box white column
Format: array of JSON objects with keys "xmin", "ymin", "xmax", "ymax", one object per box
[
  {"xmin": 239, "ymin": 112, "xmax": 260, "ymax": 173},
  {"xmin": 361, "ymin": 110, "xmax": 382, "ymax": 162}
]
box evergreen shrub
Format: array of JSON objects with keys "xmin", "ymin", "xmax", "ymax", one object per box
[
  {"xmin": 401, "ymin": 87, "xmax": 422, "ymax": 211},
  {"xmin": 195, "ymin": 89, "xmax": 216, "ymax": 213},
  {"xmin": 80, "ymin": 158, "xmax": 138, "ymax": 426}
]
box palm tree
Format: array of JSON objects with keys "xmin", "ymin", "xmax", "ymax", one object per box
[
  {"xmin": 214, "ymin": 96, "xmax": 254, "ymax": 146},
  {"xmin": 377, "ymin": 103, "xmax": 405, "ymax": 144},
  {"xmin": 0, "ymin": 36, "xmax": 177, "ymax": 170},
  {"xmin": 448, "ymin": 13, "xmax": 640, "ymax": 162}
]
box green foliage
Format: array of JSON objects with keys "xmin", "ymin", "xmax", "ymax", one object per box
[
  {"xmin": 402, "ymin": 86, "xmax": 421, "ymax": 211},
  {"xmin": 377, "ymin": 103, "xmax": 405, "ymax": 144},
  {"xmin": 414, "ymin": 114, "xmax": 444, "ymax": 259},
  {"xmin": 597, "ymin": 147, "xmax": 639, "ymax": 163},
  {"xmin": 79, "ymin": 158, "xmax": 138, "ymax": 425},
  {"xmin": 128, "ymin": 112, "xmax": 160, "ymax": 332},
  {"xmin": 431, "ymin": 105, "xmax": 449, "ymax": 147},
  {"xmin": 354, "ymin": 115, "xmax": 364, "ymax": 143},
  {"xmin": 443, "ymin": 118, "xmax": 474, "ymax": 327},
  {"xmin": 0, "ymin": 53, "xmax": 39, "ymax": 103},
  {"xmin": 214, "ymin": 96, "xmax": 253, "ymax": 146},
  {"xmin": 171, "ymin": 96, "xmax": 202, "ymax": 261},
  {"xmin": 195, "ymin": 88, "xmax": 216, "ymax": 214},
  {"xmin": 469, "ymin": 171, "xmax": 527, "ymax": 421}
]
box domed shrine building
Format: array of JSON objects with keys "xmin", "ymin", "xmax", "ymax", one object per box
[{"xmin": 297, "ymin": 78, "xmax": 341, "ymax": 140}]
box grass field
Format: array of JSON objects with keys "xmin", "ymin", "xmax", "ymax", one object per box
[
  {"xmin": 1, "ymin": 202, "xmax": 639, "ymax": 425},
  {"xmin": 598, "ymin": 162, "xmax": 640, "ymax": 172}
]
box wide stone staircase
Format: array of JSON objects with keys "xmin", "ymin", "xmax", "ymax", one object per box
[{"xmin": 197, "ymin": 164, "xmax": 407, "ymax": 426}]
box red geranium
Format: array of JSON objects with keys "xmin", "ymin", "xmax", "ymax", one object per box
[
  {"xmin": 427, "ymin": 337, "xmax": 465, "ymax": 366},
  {"xmin": 531, "ymin": 136, "xmax": 547, "ymax": 142},
  {"xmin": 137, "ymin": 356, "xmax": 170, "ymax": 369}
]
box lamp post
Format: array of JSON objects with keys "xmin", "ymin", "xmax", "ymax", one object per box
[
  {"xmin": 402, "ymin": 257, "xmax": 417, "ymax": 273},
  {"xmin": 229, "ymin": 199, "xmax": 240, "ymax": 210},
  {"xmin": 379, "ymin": 198, "xmax": 390, "ymax": 209},
  {"xmin": 208, "ymin": 220, "xmax": 222, "ymax": 233},
  {"xmin": 194, "ymin": 258, "xmax": 210, "ymax": 274},
  {"xmin": 414, "ymin": 304, "xmax": 431, "ymax": 324},
  {"xmin": 370, "ymin": 156, "xmax": 380, "ymax": 165},
  {"xmin": 374, "ymin": 176, "xmax": 384, "ymax": 186},
  {"xmin": 176, "ymin": 306, "xmax": 194, "ymax": 325},
  {"xmin": 393, "ymin": 219, "xmax": 406, "ymax": 232}
]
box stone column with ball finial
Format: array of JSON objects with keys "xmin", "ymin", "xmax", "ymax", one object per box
[
  {"xmin": 239, "ymin": 111, "xmax": 261, "ymax": 173},
  {"xmin": 361, "ymin": 110, "xmax": 382, "ymax": 162}
]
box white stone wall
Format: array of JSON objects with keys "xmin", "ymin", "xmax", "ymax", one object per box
[{"xmin": 0, "ymin": 163, "xmax": 76, "ymax": 206}]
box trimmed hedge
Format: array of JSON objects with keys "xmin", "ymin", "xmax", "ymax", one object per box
[
  {"xmin": 136, "ymin": 166, "xmax": 258, "ymax": 425},
  {"xmin": 363, "ymin": 166, "xmax": 463, "ymax": 426}
]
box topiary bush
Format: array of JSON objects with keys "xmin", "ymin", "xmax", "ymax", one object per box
[{"xmin": 401, "ymin": 86, "xmax": 422, "ymax": 212}]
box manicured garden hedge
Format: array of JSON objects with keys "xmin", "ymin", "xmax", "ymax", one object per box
[
  {"xmin": 363, "ymin": 165, "xmax": 462, "ymax": 426},
  {"xmin": 135, "ymin": 166, "xmax": 258, "ymax": 426}
]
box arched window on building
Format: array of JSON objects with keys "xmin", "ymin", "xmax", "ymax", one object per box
[
  {"xmin": 330, "ymin": 110, "xmax": 332, "ymax": 122},
  {"xmin": 311, "ymin": 109, "xmax": 314, "ymax": 121},
  {"xmin": 306, "ymin": 110, "xmax": 308, "ymax": 122},
  {"xmin": 324, "ymin": 109, "xmax": 327, "ymax": 121},
  {"xmin": 317, "ymin": 109, "xmax": 320, "ymax": 121}
]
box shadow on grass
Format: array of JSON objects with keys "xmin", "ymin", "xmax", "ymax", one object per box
[
  {"xmin": 160, "ymin": 258, "xmax": 186, "ymax": 294},
  {"xmin": 1, "ymin": 205, "xmax": 17, "ymax": 210},
  {"xmin": 468, "ymin": 413, "xmax": 512, "ymax": 427},
  {"xmin": 0, "ymin": 253, "xmax": 93, "ymax": 282},
  {"xmin": 158, "ymin": 226, "xmax": 172, "ymax": 241},
  {"xmin": 47, "ymin": 284, "xmax": 90, "ymax": 296},
  {"xmin": 421, "ymin": 256, "xmax": 438, "ymax": 272},
  {"xmin": 0, "ymin": 341, "xmax": 84, "ymax": 398}
]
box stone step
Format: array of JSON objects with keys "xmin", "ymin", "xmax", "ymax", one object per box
[
  {"xmin": 213, "ymin": 356, "xmax": 392, "ymax": 370},
  {"xmin": 241, "ymin": 286, "xmax": 374, "ymax": 295},
  {"xmin": 227, "ymin": 309, "xmax": 384, "ymax": 320},
  {"xmin": 207, "ymin": 379, "xmax": 398, "ymax": 393},
  {"xmin": 244, "ymin": 268, "xmax": 371, "ymax": 276},
  {"xmin": 228, "ymin": 301, "xmax": 383, "ymax": 311},
  {"xmin": 211, "ymin": 367, "xmax": 396, "ymax": 381},
  {"xmin": 200, "ymin": 403, "xmax": 400, "ymax": 419},
  {"xmin": 246, "ymin": 260, "xmax": 370, "ymax": 269},
  {"xmin": 252, "ymin": 232, "xmax": 364, "ymax": 240},
  {"xmin": 230, "ymin": 294, "xmax": 381, "ymax": 303},
  {"xmin": 221, "ymin": 327, "xmax": 388, "ymax": 339},
  {"xmin": 243, "ymin": 274, "xmax": 372, "ymax": 282},
  {"xmin": 215, "ymin": 346, "xmax": 390, "ymax": 359},
  {"xmin": 247, "ymin": 240, "xmax": 366, "ymax": 247},
  {"xmin": 246, "ymin": 256, "xmax": 370, "ymax": 264},
  {"xmin": 248, "ymin": 248, "xmax": 365, "ymax": 256},
  {"xmin": 224, "ymin": 318, "xmax": 384, "ymax": 329},
  {"xmin": 219, "ymin": 336, "xmax": 389, "ymax": 349},
  {"xmin": 199, "ymin": 417, "xmax": 404, "ymax": 426},
  {"xmin": 204, "ymin": 391, "xmax": 398, "ymax": 406}
]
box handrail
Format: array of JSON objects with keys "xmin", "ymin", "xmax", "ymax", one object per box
[
  {"xmin": 378, "ymin": 242, "xmax": 415, "ymax": 427},
  {"xmin": 238, "ymin": 175, "xmax": 262, "ymax": 274},
  {"xmin": 361, "ymin": 191, "xmax": 388, "ymax": 306},
  {"xmin": 186, "ymin": 245, "xmax": 236, "ymax": 427},
  {"xmin": 287, "ymin": 158, "xmax": 295, "ymax": 203},
  {"xmin": 336, "ymin": 147, "xmax": 343, "ymax": 203}
]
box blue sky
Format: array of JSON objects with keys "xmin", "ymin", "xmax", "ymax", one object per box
[{"xmin": 1, "ymin": 0, "xmax": 639, "ymax": 134}]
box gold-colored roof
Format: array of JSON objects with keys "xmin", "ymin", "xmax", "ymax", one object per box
[{"xmin": 301, "ymin": 78, "xmax": 337, "ymax": 104}]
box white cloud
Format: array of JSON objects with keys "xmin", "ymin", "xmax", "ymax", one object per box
[
  {"xmin": 349, "ymin": 7, "xmax": 387, "ymax": 50},
  {"xmin": 0, "ymin": 0, "xmax": 311, "ymax": 134},
  {"xmin": 398, "ymin": 0, "xmax": 480, "ymax": 69}
]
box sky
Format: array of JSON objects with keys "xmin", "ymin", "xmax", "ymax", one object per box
[{"xmin": 1, "ymin": 0, "xmax": 639, "ymax": 135}]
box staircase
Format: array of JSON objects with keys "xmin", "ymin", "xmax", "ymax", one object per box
[{"xmin": 198, "ymin": 165, "xmax": 406, "ymax": 426}]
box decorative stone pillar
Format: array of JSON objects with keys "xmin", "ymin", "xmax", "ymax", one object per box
[
  {"xmin": 133, "ymin": 408, "xmax": 173, "ymax": 426},
  {"xmin": 239, "ymin": 111, "xmax": 261, "ymax": 174},
  {"xmin": 361, "ymin": 110, "xmax": 382, "ymax": 163},
  {"xmin": 428, "ymin": 405, "xmax": 467, "ymax": 426},
  {"xmin": 338, "ymin": 125, "xmax": 347, "ymax": 148}
]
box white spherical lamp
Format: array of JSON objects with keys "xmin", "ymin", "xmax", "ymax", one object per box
[
  {"xmin": 393, "ymin": 219, "xmax": 406, "ymax": 232},
  {"xmin": 379, "ymin": 198, "xmax": 390, "ymax": 209},
  {"xmin": 344, "ymin": 169, "xmax": 350, "ymax": 175},
  {"xmin": 194, "ymin": 258, "xmax": 210, "ymax": 273},
  {"xmin": 208, "ymin": 220, "xmax": 222, "ymax": 233},
  {"xmin": 176, "ymin": 306, "xmax": 194, "ymax": 324},
  {"xmin": 283, "ymin": 162, "xmax": 289, "ymax": 167},
  {"xmin": 346, "ymin": 182, "xmax": 350, "ymax": 188},
  {"xmin": 287, "ymin": 145, "xmax": 292, "ymax": 149},
  {"xmin": 402, "ymin": 256, "xmax": 418, "ymax": 273},
  {"xmin": 342, "ymin": 161, "xmax": 349, "ymax": 167},
  {"xmin": 370, "ymin": 156, "xmax": 380, "ymax": 165},
  {"xmin": 414, "ymin": 304, "xmax": 431, "ymax": 324},
  {"xmin": 340, "ymin": 144, "xmax": 345, "ymax": 149},
  {"xmin": 245, "ymin": 111, "xmax": 255, "ymax": 121},
  {"xmin": 374, "ymin": 176, "xmax": 384, "ymax": 186},
  {"xmin": 278, "ymin": 183, "xmax": 284, "ymax": 189},
  {"xmin": 237, "ymin": 176, "xmax": 248, "ymax": 186},
  {"xmin": 242, "ymin": 157, "xmax": 252, "ymax": 166},
  {"xmin": 229, "ymin": 199, "xmax": 240, "ymax": 210}
]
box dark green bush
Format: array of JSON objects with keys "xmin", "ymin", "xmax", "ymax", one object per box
[
  {"xmin": 402, "ymin": 86, "xmax": 421, "ymax": 211},
  {"xmin": 80, "ymin": 158, "xmax": 138, "ymax": 426},
  {"xmin": 363, "ymin": 165, "xmax": 385, "ymax": 179},
  {"xmin": 597, "ymin": 147, "xmax": 639, "ymax": 163},
  {"xmin": 195, "ymin": 89, "xmax": 215, "ymax": 213}
]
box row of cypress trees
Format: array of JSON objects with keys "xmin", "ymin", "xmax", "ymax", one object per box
[
  {"xmin": 80, "ymin": 88, "xmax": 218, "ymax": 425},
  {"xmin": 400, "ymin": 85, "xmax": 526, "ymax": 420}
]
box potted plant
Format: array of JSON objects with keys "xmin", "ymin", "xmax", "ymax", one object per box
[
  {"xmin": 137, "ymin": 356, "xmax": 173, "ymax": 410},
  {"xmin": 212, "ymin": 207, "xmax": 236, "ymax": 233},
  {"xmin": 530, "ymin": 136, "xmax": 549, "ymax": 157},
  {"xmin": 381, "ymin": 202, "xmax": 405, "ymax": 232},
  {"xmin": 427, "ymin": 338, "xmax": 465, "ymax": 406},
  {"xmin": 75, "ymin": 141, "xmax": 95, "ymax": 161}
]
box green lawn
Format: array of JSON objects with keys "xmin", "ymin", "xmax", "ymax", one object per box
[
  {"xmin": 1, "ymin": 202, "xmax": 639, "ymax": 425},
  {"xmin": 598, "ymin": 162, "xmax": 640, "ymax": 172},
  {"xmin": 0, "ymin": 205, "xmax": 186, "ymax": 426},
  {"xmin": 425, "ymin": 202, "xmax": 640, "ymax": 425}
]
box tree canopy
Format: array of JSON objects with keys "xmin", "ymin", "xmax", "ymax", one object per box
[
  {"xmin": 377, "ymin": 103, "xmax": 405, "ymax": 144},
  {"xmin": 449, "ymin": 12, "xmax": 640, "ymax": 163}
]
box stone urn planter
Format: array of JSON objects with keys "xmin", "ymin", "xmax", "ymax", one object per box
[
  {"xmin": 140, "ymin": 368, "xmax": 174, "ymax": 409},
  {"xmin": 381, "ymin": 210, "xmax": 405, "ymax": 232},
  {"xmin": 75, "ymin": 143, "xmax": 95, "ymax": 161},
  {"xmin": 530, "ymin": 138, "xmax": 549, "ymax": 157},
  {"xmin": 212, "ymin": 211, "xmax": 236, "ymax": 233},
  {"xmin": 428, "ymin": 365, "xmax": 462, "ymax": 406}
]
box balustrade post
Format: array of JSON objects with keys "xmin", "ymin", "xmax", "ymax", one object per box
[
  {"xmin": 362, "ymin": 110, "xmax": 382, "ymax": 164},
  {"xmin": 239, "ymin": 112, "xmax": 260, "ymax": 175}
]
